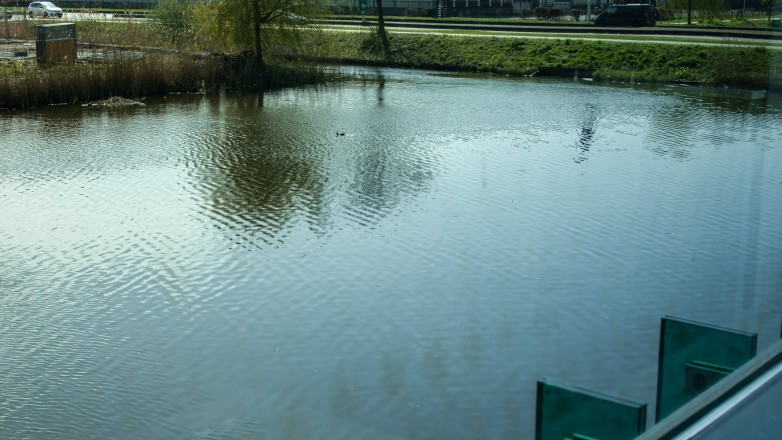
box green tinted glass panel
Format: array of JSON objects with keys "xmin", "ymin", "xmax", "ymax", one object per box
[
  {"xmin": 536, "ymin": 379, "xmax": 647, "ymax": 440},
  {"xmin": 36, "ymin": 23, "xmax": 76, "ymax": 42},
  {"xmin": 655, "ymin": 316, "xmax": 757, "ymax": 422}
]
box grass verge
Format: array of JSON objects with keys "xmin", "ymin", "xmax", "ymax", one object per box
[{"xmin": 297, "ymin": 30, "xmax": 782, "ymax": 88}]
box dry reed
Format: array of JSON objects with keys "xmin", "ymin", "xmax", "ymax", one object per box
[{"xmin": 0, "ymin": 52, "xmax": 223, "ymax": 109}]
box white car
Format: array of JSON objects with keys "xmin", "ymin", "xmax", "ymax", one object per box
[{"xmin": 27, "ymin": 2, "xmax": 64, "ymax": 19}]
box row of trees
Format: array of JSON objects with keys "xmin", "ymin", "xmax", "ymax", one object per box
[
  {"xmin": 151, "ymin": 0, "xmax": 776, "ymax": 68},
  {"xmin": 653, "ymin": 0, "xmax": 777, "ymax": 23},
  {"xmin": 525, "ymin": 0, "xmax": 777, "ymax": 22}
]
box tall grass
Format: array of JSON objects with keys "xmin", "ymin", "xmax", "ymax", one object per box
[
  {"xmin": 0, "ymin": 53, "xmax": 221, "ymax": 109},
  {"xmin": 75, "ymin": 19, "xmax": 222, "ymax": 53},
  {"xmin": 0, "ymin": 52, "xmax": 333, "ymax": 109},
  {"xmin": 0, "ymin": 18, "xmax": 334, "ymax": 109}
]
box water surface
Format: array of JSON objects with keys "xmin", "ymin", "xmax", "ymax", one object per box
[{"xmin": 1, "ymin": 70, "xmax": 781, "ymax": 439}]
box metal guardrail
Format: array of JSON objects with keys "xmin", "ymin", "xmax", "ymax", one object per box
[{"xmin": 637, "ymin": 338, "xmax": 782, "ymax": 439}]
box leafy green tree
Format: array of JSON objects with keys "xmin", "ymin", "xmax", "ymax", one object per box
[
  {"xmin": 193, "ymin": 0, "xmax": 325, "ymax": 65},
  {"xmin": 151, "ymin": 0, "xmax": 195, "ymax": 37},
  {"xmin": 663, "ymin": 0, "xmax": 728, "ymax": 24}
]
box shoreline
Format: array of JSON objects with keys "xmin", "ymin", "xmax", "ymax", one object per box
[
  {"xmin": 2, "ymin": 26, "xmax": 780, "ymax": 109},
  {"xmin": 296, "ymin": 32, "xmax": 782, "ymax": 90}
]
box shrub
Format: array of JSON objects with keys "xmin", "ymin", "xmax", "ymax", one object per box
[
  {"xmin": 150, "ymin": 0, "xmax": 193, "ymax": 37},
  {"xmin": 571, "ymin": 9, "xmax": 583, "ymax": 21},
  {"xmin": 403, "ymin": 8, "xmax": 432, "ymax": 17}
]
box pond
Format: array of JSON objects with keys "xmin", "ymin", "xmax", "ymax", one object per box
[{"xmin": 1, "ymin": 69, "xmax": 781, "ymax": 439}]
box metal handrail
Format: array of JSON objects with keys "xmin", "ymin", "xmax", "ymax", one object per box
[{"xmin": 637, "ymin": 338, "xmax": 782, "ymax": 439}]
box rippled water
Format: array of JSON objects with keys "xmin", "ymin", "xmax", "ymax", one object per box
[{"xmin": 1, "ymin": 70, "xmax": 781, "ymax": 439}]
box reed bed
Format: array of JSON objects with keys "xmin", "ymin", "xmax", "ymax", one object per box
[
  {"xmin": 0, "ymin": 17, "xmax": 333, "ymax": 110},
  {"xmin": 0, "ymin": 53, "xmax": 222, "ymax": 109},
  {"xmin": 0, "ymin": 53, "xmax": 332, "ymax": 109}
]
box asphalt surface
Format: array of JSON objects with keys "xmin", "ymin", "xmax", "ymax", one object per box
[
  {"xmin": 3, "ymin": 12, "xmax": 780, "ymax": 42},
  {"xmin": 323, "ymin": 18, "xmax": 782, "ymax": 41}
]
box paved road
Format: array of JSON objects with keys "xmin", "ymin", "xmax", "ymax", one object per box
[
  {"xmin": 324, "ymin": 18, "xmax": 782, "ymax": 41},
  {"xmin": 2, "ymin": 11, "xmax": 139, "ymax": 22},
  {"xmin": 5, "ymin": 12, "xmax": 780, "ymax": 44},
  {"xmin": 316, "ymin": 18, "xmax": 782, "ymax": 50}
]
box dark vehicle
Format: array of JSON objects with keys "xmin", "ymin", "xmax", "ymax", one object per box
[{"xmin": 594, "ymin": 4, "xmax": 656, "ymax": 27}]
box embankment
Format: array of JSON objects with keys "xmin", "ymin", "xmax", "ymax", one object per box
[{"xmin": 295, "ymin": 31, "xmax": 782, "ymax": 89}]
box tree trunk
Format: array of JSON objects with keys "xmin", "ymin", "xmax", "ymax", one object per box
[
  {"xmin": 376, "ymin": 0, "xmax": 391, "ymax": 58},
  {"xmin": 251, "ymin": 0, "xmax": 265, "ymax": 66}
]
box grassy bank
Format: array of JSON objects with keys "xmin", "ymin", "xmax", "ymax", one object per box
[
  {"xmin": 296, "ymin": 31, "xmax": 782, "ymax": 88},
  {"xmin": 51, "ymin": 19, "xmax": 782, "ymax": 89}
]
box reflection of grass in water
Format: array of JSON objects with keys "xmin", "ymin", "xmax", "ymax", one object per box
[
  {"xmin": 332, "ymin": 367, "xmax": 360, "ymax": 420},
  {"xmin": 281, "ymin": 397, "xmax": 306, "ymax": 440},
  {"xmin": 422, "ymin": 337, "xmax": 449, "ymax": 383},
  {"xmin": 379, "ymin": 353, "xmax": 406, "ymax": 399},
  {"xmin": 462, "ymin": 318, "xmax": 486, "ymax": 371}
]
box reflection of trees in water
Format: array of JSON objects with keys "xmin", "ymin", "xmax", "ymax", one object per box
[
  {"xmin": 678, "ymin": 87, "xmax": 781, "ymax": 116},
  {"xmin": 574, "ymin": 104, "xmax": 597, "ymax": 164},
  {"xmin": 192, "ymin": 94, "xmax": 326, "ymax": 250},
  {"xmin": 207, "ymin": 150, "xmax": 324, "ymax": 250},
  {"xmin": 647, "ymin": 88, "xmax": 780, "ymax": 160},
  {"xmin": 646, "ymin": 100, "xmax": 697, "ymax": 161},
  {"xmin": 193, "ymin": 84, "xmax": 438, "ymax": 248},
  {"xmin": 376, "ymin": 73, "xmax": 385, "ymax": 107},
  {"xmin": 347, "ymin": 139, "xmax": 435, "ymax": 228},
  {"xmin": 346, "ymin": 75, "xmax": 436, "ymax": 228}
]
